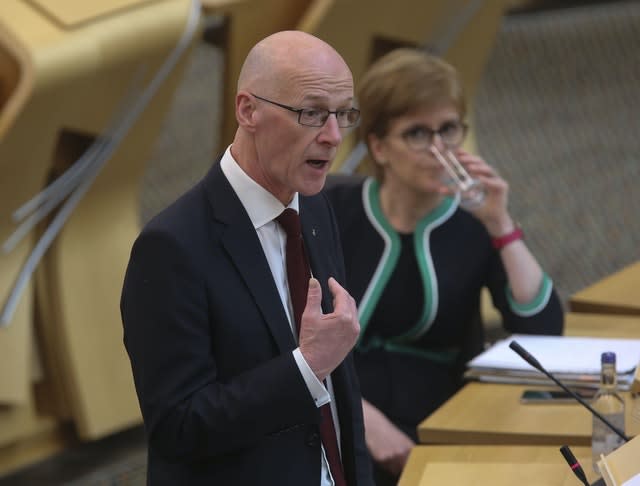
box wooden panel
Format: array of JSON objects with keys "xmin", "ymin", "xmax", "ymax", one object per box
[
  {"xmin": 570, "ymin": 261, "xmax": 640, "ymax": 316},
  {"xmin": 27, "ymin": 0, "xmax": 154, "ymax": 28},
  {"xmin": 0, "ymin": 0, "xmax": 197, "ymax": 440},
  {"xmin": 417, "ymin": 382, "xmax": 639, "ymax": 446},
  {"xmin": 0, "ymin": 17, "xmax": 33, "ymax": 137},
  {"xmin": 565, "ymin": 312, "xmax": 640, "ymax": 338},
  {"xmin": 399, "ymin": 445, "xmax": 597, "ymax": 486}
]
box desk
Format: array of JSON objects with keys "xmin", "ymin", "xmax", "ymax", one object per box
[
  {"xmin": 570, "ymin": 261, "xmax": 640, "ymax": 316},
  {"xmin": 399, "ymin": 445, "xmax": 596, "ymax": 486},
  {"xmin": 417, "ymin": 313, "xmax": 640, "ymax": 445},
  {"xmin": 418, "ymin": 382, "xmax": 639, "ymax": 445},
  {"xmin": 564, "ymin": 312, "xmax": 640, "ymax": 338}
]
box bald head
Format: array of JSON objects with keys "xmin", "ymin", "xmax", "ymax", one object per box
[{"xmin": 237, "ymin": 31, "xmax": 351, "ymax": 97}]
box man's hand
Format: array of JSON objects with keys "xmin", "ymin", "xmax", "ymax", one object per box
[{"xmin": 298, "ymin": 277, "xmax": 360, "ymax": 381}]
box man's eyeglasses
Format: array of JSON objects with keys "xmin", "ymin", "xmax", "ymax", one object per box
[
  {"xmin": 399, "ymin": 121, "xmax": 468, "ymax": 151},
  {"xmin": 251, "ymin": 93, "xmax": 360, "ymax": 128}
]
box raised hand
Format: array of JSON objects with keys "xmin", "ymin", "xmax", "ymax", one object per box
[
  {"xmin": 455, "ymin": 149, "xmax": 515, "ymax": 236},
  {"xmin": 298, "ymin": 277, "xmax": 360, "ymax": 381}
]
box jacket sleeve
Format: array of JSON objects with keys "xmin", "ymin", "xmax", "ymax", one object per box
[{"xmin": 485, "ymin": 248, "xmax": 564, "ymax": 336}]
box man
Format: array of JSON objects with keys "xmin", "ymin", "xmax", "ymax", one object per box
[{"xmin": 121, "ymin": 31, "xmax": 373, "ymax": 485}]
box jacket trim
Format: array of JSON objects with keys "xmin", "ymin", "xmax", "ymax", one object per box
[{"xmin": 357, "ymin": 178, "xmax": 458, "ymax": 347}]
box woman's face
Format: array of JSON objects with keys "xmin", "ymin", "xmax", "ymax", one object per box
[{"xmin": 369, "ymin": 104, "xmax": 464, "ymax": 195}]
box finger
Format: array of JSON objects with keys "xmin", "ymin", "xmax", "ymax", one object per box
[
  {"xmin": 327, "ymin": 276, "xmax": 344, "ymax": 295},
  {"xmin": 327, "ymin": 277, "xmax": 353, "ymax": 314},
  {"xmin": 304, "ymin": 277, "xmax": 323, "ymax": 319}
]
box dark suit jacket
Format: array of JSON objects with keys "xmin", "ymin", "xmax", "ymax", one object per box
[{"xmin": 121, "ymin": 160, "xmax": 373, "ymax": 485}]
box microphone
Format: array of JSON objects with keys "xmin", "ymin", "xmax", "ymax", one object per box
[
  {"xmin": 509, "ymin": 340, "xmax": 629, "ymax": 443},
  {"xmin": 559, "ymin": 445, "xmax": 589, "ymax": 486}
]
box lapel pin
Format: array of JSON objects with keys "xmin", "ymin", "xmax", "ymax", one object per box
[{"xmin": 312, "ymin": 228, "xmax": 317, "ymax": 237}]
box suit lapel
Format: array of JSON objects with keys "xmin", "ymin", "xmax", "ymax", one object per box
[
  {"xmin": 301, "ymin": 196, "xmax": 355, "ymax": 443},
  {"xmin": 300, "ymin": 199, "xmax": 334, "ymax": 314},
  {"xmin": 204, "ymin": 163, "xmax": 296, "ymax": 353}
]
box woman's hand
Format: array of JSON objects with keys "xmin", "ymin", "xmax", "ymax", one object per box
[
  {"xmin": 362, "ymin": 399, "xmax": 415, "ymax": 476},
  {"xmin": 455, "ymin": 149, "xmax": 515, "ymax": 236}
]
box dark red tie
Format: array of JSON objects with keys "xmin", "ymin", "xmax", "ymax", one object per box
[{"xmin": 276, "ymin": 208, "xmax": 347, "ymax": 486}]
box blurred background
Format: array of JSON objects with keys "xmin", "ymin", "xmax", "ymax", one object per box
[{"xmin": 0, "ymin": 0, "xmax": 638, "ymax": 484}]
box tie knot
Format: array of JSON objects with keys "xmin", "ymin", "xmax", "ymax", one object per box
[{"xmin": 276, "ymin": 208, "xmax": 302, "ymax": 239}]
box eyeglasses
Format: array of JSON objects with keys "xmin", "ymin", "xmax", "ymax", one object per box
[
  {"xmin": 399, "ymin": 121, "xmax": 468, "ymax": 151},
  {"xmin": 251, "ymin": 93, "xmax": 360, "ymax": 128}
]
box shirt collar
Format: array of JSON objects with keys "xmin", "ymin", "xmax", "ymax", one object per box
[{"xmin": 220, "ymin": 145, "xmax": 299, "ymax": 229}]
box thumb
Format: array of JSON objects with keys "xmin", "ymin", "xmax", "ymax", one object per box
[{"xmin": 304, "ymin": 277, "xmax": 323, "ymax": 318}]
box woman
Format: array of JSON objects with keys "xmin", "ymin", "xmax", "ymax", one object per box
[{"xmin": 325, "ymin": 48, "xmax": 563, "ymax": 484}]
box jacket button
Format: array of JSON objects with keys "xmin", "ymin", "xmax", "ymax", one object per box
[{"xmin": 306, "ymin": 432, "xmax": 320, "ymax": 447}]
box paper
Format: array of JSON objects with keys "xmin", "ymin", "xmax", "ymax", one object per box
[
  {"xmin": 469, "ymin": 334, "xmax": 640, "ymax": 375},
  {"xmin": 623, "ymin": 473, "xmax": 640, "ymax": 486}
]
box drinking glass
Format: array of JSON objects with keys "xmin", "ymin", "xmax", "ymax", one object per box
[{"xmin": 431, "ymin": 146, "xmax": 485, "ymax": 210}]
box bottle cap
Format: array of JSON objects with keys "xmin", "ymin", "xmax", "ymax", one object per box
[{"xmin": 601, "ymin": 351, "xmax": 616, "ymax": 364}]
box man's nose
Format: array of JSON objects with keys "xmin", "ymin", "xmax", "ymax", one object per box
[{"xmin": 317, "ymin": 114, "xmax": 342, "ymax": 146}]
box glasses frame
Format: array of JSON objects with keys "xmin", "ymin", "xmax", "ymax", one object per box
[
  {"xmin": 250, "ymin": 93, "xmax": 360, "ymax": 128},
  {"xmin": 400, "ymin": 121, "xmax": 468, "ymax": 152}
]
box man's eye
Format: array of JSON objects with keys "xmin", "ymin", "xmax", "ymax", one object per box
[{"xmin": 303, "ymin": 109, "xmax": 324, "ymax": 118}]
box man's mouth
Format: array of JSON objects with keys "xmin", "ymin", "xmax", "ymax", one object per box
[{"xmin": 306, "ymin": 159, "xmax": 329, "ymax": 168}]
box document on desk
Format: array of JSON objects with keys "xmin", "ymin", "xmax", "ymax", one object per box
[{"xmin": 465, "ymin": 334, "xmax": 640, "ymax": 390}]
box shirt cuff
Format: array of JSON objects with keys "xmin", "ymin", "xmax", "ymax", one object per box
[{"xmin": 292, "ymin": 348, "xmax": 331, "ymax": 408}]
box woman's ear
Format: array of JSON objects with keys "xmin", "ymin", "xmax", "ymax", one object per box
[
  {"xmin": 368, "ymin": 133, "xmax": 387, "ymax": 166},
  {"xmin": 236, "ymin": 91, "xmax": 257, "ymax": 131}
]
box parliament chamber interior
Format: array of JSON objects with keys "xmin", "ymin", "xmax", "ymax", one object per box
[{"xmin": 0, "ymin": 0, "xmax": 638, "ymax": 484}]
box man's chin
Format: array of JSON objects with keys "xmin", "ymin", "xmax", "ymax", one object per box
[{"xmin": 298, "ymin": 174, "xmax": 328, "ymax": 196}]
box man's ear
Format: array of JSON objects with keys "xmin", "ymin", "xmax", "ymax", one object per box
[{"xmin": 236, "ymin": 91, "xmax": 257, "ymax": 131}]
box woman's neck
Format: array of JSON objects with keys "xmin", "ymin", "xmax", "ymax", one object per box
[{"xmin": 378, "ymin": 179, "xmax": 444, "ymax": 234}]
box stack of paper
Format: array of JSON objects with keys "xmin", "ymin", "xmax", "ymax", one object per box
[{"xmin": 465, "ymin": 334, "xmax": 640, "ymax": 390}]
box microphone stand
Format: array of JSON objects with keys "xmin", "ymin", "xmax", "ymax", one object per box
[{"xmin": 509, "ymin": 341, "xmax": 629, "ymax": 443}]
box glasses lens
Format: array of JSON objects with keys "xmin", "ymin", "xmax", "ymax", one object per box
[
  {"xmin": 402, "ymin": 126, "xmax": 431, "ymax": 150},
  {"xmin": 440, "ymin": 122, "xmax": 466, "ymax": 147},
  {"xmin": 299, "ymin": 109, "xmax": 328, "ymax": 127},
  {"xmin": 338, "ymin": 109, "xmax": 360, "ymax": 128}
]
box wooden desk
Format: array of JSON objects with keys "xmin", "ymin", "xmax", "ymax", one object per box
[
  {"xmin": 570, "ymin": 261, "xmax": 640, "ymax": 316},
  {"xmin": 564, "ymin": 312, "xmax": 640, "ymax": 338},
  {"xmin": 399, "ymin": 445, "xmax": 597, "ymax": 486},
  {"xmin": 417, "ymin": 313, "xmax": 640, "ymax": 446},
  {"xmin": 418, "ymin": 382, "xmax": 639, "ymax": 446}
]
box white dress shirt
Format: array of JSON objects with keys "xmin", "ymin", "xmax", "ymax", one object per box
[{"xmin": 220, "ymin": 146, "xmax": 341, "ymax": 486}]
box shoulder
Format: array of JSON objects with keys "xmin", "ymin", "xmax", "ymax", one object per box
[
  {"xmin": 323, "ymin": 173, "xmax": 369, "ymax": 226},
  {"xmin": 141, "ymin": 159, "xmax": 226, "ymax": 242},
  {"xmin": 143, "ymin": 181, "xmax": 207, "ymax": 239}
]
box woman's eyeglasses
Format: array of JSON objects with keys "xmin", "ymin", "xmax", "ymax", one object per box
[{"xmin": 400, "ymin": 121, "xmax": 467, "ymax": 151}]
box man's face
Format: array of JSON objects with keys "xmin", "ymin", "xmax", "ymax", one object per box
[{"xmin": 250, "ymin": 54, "xmax": 355, "ymax": 205}]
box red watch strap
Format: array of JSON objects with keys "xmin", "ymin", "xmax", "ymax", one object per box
[{"xmin": 491, "ymin": 226, "xmax": 524, "ymax": 250}]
